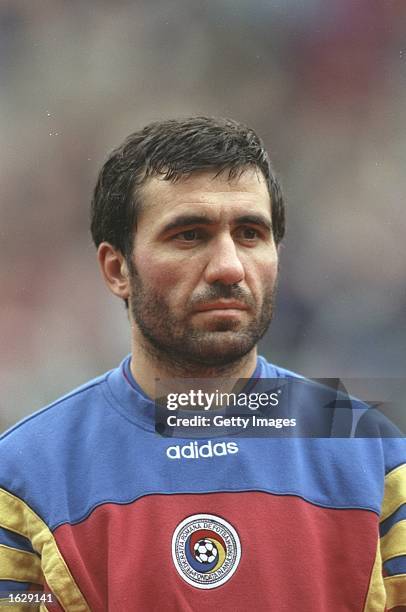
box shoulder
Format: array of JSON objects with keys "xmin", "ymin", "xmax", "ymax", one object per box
[
  {"xmin": 257, "ymin": 355, "xmax": 304, "ymax": 380},
  {"xmin": 257, "ymin": 354, "xmax": 405, "ymax": 467},
  {"xmin": 1, "ymin": 367, "xmax": 111, "ymax": 445},
  {"xmin": 0, "ymin": 361, "xmax": 134, "ymax": 526}
]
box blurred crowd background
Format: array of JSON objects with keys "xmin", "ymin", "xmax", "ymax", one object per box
[{"xmin": 1, "ymin": 0, "xmax": 405, "ymax": 431}]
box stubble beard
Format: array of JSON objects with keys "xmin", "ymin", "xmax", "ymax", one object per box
[{"xmin": 129, "ymin": 266, "xmax": 276, "ymax": 376}]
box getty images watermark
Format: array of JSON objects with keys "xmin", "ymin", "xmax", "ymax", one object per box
[
  {"xmin": 164, "ymin": 388, "xmax": 296, "ymax": 431},
  {"xmin": 154, "ymin": 378, "xmax": 406, "ymax": 438}
]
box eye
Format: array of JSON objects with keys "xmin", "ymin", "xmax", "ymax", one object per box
[
  {"xmin": 243, "ymin": 228, "xmax": 258, "ymax": 239},
  {"xmin": 169, "ymin": 227, "xmax": 209, "ymax": 247},
  {"xmin": 236, "ymin": 227, "xmax": 260, "ymax": 241},
  {"xmin": 174, "ymin": 229, "xmax": 201, "ymax": 242}
]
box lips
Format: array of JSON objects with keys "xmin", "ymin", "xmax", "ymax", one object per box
[{"xmin": 194, "ymin": 301, "xmax": 248, "ymax": 312}]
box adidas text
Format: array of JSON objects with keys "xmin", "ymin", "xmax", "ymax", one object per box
[{"xmin": 166, "ymin": 440, "xmax": 239, "ymax": 460}]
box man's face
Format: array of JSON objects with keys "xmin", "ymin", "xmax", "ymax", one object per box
[{"xmin": 128, "ymin": 168, "xmax": 279, "ymax": 368}]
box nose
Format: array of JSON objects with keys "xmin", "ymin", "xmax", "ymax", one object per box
[{"xmin": 203, "ymin": 234, "xmax": 245, "ymax": 286}]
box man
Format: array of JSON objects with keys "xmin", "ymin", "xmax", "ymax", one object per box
[{"xmin": 0, "ymin": 117, "xmax": 404, "ymax": 611}]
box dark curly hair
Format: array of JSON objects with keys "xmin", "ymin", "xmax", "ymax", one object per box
[{"xmin": 91, "ymin": 116, "xmax": 285, "ymax": 259}]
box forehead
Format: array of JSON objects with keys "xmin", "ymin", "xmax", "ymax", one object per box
[{"xmin": 138, "ymin": 169, "xmax": 272, "ymax": 226}]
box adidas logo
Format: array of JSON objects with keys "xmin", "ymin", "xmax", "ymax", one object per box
[{"xmin": 166, "ymin": 440, "xmax": 239, "ymax": 460}]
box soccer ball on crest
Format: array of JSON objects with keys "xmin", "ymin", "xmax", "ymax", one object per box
[{"xmin": 194, "ymin": 538, "xmax": 218, "ymax": 563}]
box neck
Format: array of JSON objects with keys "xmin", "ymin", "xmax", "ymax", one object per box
[{"xmin": 129, "ymin": 330, "xmax": 258, "ymax": 400}]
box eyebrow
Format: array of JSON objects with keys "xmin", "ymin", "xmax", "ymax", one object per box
[
  {"xmin": 234, "ymin": 215, "xmax": 272, "ymax": 231},
  {"xmin": 161, "ymin": 215, "xmax": 217, "ymax": 234},
  {"xmin": 161, "ymin": 213, "xmax": 272, "ymax": 234}
]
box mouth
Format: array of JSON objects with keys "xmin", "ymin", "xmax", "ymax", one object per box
[{"xmin": 194, "ymin": 301, "xmax": 249, "ymax": 313}]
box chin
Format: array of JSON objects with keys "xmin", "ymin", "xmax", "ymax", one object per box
[
  {"xmin": 191, "ymin": 332, "xmax": 256, "ymax": 365},
  {"xmin": 195, "ymin": 319, "xmax": 243, "ymax": 333}
]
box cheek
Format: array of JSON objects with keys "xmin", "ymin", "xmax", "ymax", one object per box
[
  {"xmin": 246, "ymin": 256, "xmax": 278, "ymax": 296},
  {"xmin": 134, "ymin": 251, "xmax": 172, "ymax": 286},
  {"xmin": 266, "ymin": 260, "xmax": 279, "ymax": 285},
  {"xmin": 135, "ymin": 254, "xmax": 194, "ymax": 304}
]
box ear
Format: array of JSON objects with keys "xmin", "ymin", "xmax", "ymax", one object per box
[{"xmin": 97, "ymin": 242, "xmax": 130, "ymax": 300}]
